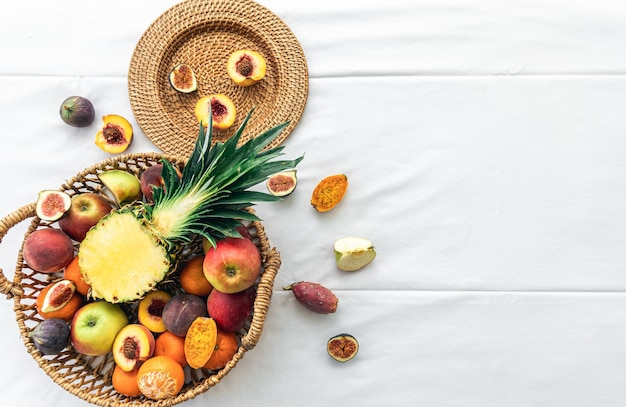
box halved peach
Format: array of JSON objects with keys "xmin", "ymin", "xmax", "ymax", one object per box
[
  {"xmin": 112, "ymin": 324, "xmax": 155, "ymax": 372},
  {"xmin": 137, "ymin": 290, "xmax": 172, "ymax": 333},
  {"xmin": 94, "ymin": 114, "xmax": 133, "ymax": 154},
  {"xmin": 194, "ymin": 94, "xmax": 236, "ymax": 130},
  {"xmin": 227, "ymin": 49, "xmax": 267, "ymax": 87}
]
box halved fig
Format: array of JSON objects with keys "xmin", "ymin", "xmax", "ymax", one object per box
[
  {"xmin": 94, "ymin": 114, "xmax": 133, "ymax": 154},
  {"xmin": 39, "ymin": 280, "xmax": 76, "ymax": 313},
  {"xmin": 327, "ymin": 333, "xmax": 359, "ymax": 362},
  {"xmin": 266, "ymin": 170, "xmax": 297, "ymax": 197},
  {"xmin": 35, "ymin": 190, "xmax": 72, "ymax": 221},
  {"xmin": 194, "ymin": 94, "xmax": 236, "ymax": 130},
  {"xmin": 227, "ymin": 49, "xmax": 267, "ymax": 87},
  {"xmin": 169, "ymin": 63, "xmax": 197, "ymax": 93}
]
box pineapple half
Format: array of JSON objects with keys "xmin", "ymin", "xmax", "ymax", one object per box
[{"xmin": 78, "ymin": 109, "xmax": 303, "ymax": 303}]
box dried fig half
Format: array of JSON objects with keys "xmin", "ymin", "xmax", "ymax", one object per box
[
  {"xmin": 169, "ymin": 63, "xmax": 197, "ymax": 93},
  {"xmin": 327, "ymin": 333, "xmax": 359, "ymax": 362},
  {"xmin": 35, "ymin": 190, "xmax": 71, "ymax": 221},
  {"xmin": 266, "ymin": 170, "xmax": 298, "ymax": 197}
]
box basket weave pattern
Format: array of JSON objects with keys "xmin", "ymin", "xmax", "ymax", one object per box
[
  {"xmin": 0, "ymin": 153, "xmax": 281, "ymax": 406},
  {"xmin": 128, "ymin": 0, "xmax": 309, "ymax": 157}
]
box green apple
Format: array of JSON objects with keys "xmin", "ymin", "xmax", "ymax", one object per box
[
  {"xmin": 70, "ymin": 301, "xmax": 129, "ymax": 356},
  {"xmin": 334, "ymin": 237, "xmax": 376, "ymax": 271},
  {"xmin": 98, "ymin": 169, "xmax": 142, "ymax": 206}
]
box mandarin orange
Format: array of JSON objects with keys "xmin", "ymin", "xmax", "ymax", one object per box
[{"xmin": 137, "ymin": 355, "xmax": 185, "ymax": 400}]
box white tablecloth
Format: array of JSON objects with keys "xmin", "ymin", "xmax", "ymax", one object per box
[{"xmin": 2, "ymin": 1, "xmax": 626, "ymax": 406}]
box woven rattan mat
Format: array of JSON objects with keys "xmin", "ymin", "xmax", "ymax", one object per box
[{"xmin": 128, "ymin": 0, "xmax": 309, "ymax": 157}]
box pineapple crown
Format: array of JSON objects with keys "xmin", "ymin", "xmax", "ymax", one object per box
[{"xmin": 146, "ymin": 108, "xmax": 304, "ymax": 248}]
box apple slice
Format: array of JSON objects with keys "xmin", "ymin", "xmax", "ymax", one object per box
[
  {"xmin": 98, "ymin": 169, "xmax": 142, "ymax": 206},
  {"xmin": 334, "ymin": 237, "xmax": 376, "ymax": 272}
]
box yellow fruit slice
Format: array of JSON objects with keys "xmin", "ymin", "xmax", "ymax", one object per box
[
  {"xmin": 184, "ymin": 317, "xmax": 218, "ymax": 369},
  {"xmin": 310, "ymin": 174, "xmax": 348, "ymax": 212}
]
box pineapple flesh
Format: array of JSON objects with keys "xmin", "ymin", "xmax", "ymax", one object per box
[{"xmin": 78, "ymin": 210, "xmax": 172, "ymax": 302}]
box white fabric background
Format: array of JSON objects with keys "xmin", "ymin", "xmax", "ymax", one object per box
[{"xmin": 1, "ymin": 0, "xmax": 626, "ymax": 406}]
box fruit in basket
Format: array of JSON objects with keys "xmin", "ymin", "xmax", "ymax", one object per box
[
  {"xmin": 23, "ymin": 228, "xmax": 75, "ymax": 273},
  {"xmin": 201, "ymin": 224, "xmax": 252, "ymax": 253},
  {"xmin": 179, "ymin": 256, "xmax": 213, "ymax": 297},
  {"xmin": 113, "ymin": 324, "xmax": 156, "ymax": 372},
  {"xmin": 154, "ymin": 330, "xmax": 187, "ymax": 367},
  {"xmin": 283, "ymin": 281, "xmax": 339, "ymax": 314},
  {"xmin": 227, "ymin": 49, "xmax": 267, "ymax": 87},
  {"xmin": 30, "ymin": 318, "xmax": 71, "ymax": 355},
  {"xmin": 266, "ymin": 170, "xmax": 297, "ymax": 197},
  {"xmin": 194, "ymin": 94, "xmax": 236, "ymax": 130},
  {"xmin": 310, "ymin": 174, "xmax": 348, "ymax": 212},
  {"xmin": 206, "ymin": 286, "xmax": 256, "ymax": 333},
  {"xmin": 98, "ymin": 169, "xmax": 142, "ymax": 206},
  {"xmin": 59, "ymin": 96, "xmax": 95, "ymax": 127},
  {"xmin": 35, "ymin": 190, "xmax": 71, "ymax": 221},
  {"xmin": 112, "ymin": 365, "xmax": 142, "ymax": 397},
  {"xmin": 334, "ymin": 237, "xmax": 376, "ymax": 271},
  {"xmin": 94, "ymin": 114, "xmax": 133, "ymax": 154},
  {"xmin": 137, "ymin": 355, "xmax": 185, "ymax": 400},
  {"xmin": 327, "ymin": 333, "xmax": 359, "ymax": 362},
  {"xmin": 138, "ymin": 290, "xmax": 172, "ymax": 333},
  {"xmin": 140, "ymin": 163, "xmax": 182, "ymax": 201},
  {"xmin": 58, "ymin": 192, "xmax": 113, "ymax": 241},
  {"xmin": 168, "ymin": 63, "xmax": 197, "ymax": 93},
  {"xmin": 77, "ymin": 109, "xmax": 303, "ymax": 303},
  {"xmin": 203, "ymin": 237, "xmax": 261, "ymax": 294},
  {"xmin": 184, "ymin": 316, "xmax": 217, "ymax": 369},
  {"xmin": 70, "ymin": 301, "xmax": 129, "ymax": 356},
  {"xmin": 203, "ymin": 329, "xmax": 239, "ymax": 370},
  {"xmin": 161, "ymin": 293, "xmax": 208, "ymax": 337},
  {"xmin": 63, "ymin": 255, "xmax": 91, "ymax": 296},
  {"xmin": 36, "ymin": 279, "xmax": 82, "ymax": 321}
]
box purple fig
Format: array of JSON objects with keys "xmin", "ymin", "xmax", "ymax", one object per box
[
  {"xmin": 30, "ymin": 318, "xmax": 71, "ymax": 355},
  {"xmin": 59, "ymin": 96, "xmax": 95, "ymax": 127},
  {"xmin": 283, "ymin": 281, "xmax": 338, "ymax": 314}
]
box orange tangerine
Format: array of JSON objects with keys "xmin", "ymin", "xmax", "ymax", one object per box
[
  {"xmin": 63, "ymin": 255, "xmax": 91, "ymax": 296},
  {"xmin": 154, "ymin": 330, "xmax": 187, "ymax": 367},
  {"xmin": 184, "ymin": 317, "xmax": 217, "ymax": 369},
  {"xmin": 112, "ymin": 365, "xmax": 142, "ymax": 397},
  {"xmin": 204, "ymin": 329, "xmax": 239, "ymax": 371},
  {"xmin": 179, "ymin": 256, "xmax": 213, "ymax": 296},
  {"xmin": 137, "ymin": 355, "xmax": 185, "ymax": 400}
]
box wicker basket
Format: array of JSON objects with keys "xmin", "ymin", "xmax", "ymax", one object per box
[{"xmin": 0, "ymin": 152, "xmax": 281, "ymax": 406}]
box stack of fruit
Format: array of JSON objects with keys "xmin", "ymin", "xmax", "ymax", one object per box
[{"xmin": 22, "ymin": 109, "xmax": 302, "ymax": 401}]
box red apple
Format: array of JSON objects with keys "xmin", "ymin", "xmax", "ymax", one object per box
[
  {"xmin": 59, "ymin": 193, "xmax": 112, "ymax": 241},
  {"xmin": 203, "ymin": 237, "xmax": 261, "ymax": 293},
  {"xmin": 140, "ymin": 163, "xmax": 182, "ymax": 201},
  {"xmin": 71, "ymin": 301, "xmax": 129, "ymax": 356},
  {"xmin": 207, "ymin": 286, "xmax": 256, "ymax": 332}
]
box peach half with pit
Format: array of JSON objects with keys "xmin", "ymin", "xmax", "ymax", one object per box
[
  {"xmin": 137, "ymin": 290, "xmax": 172, "ymax": 333},
  {"xmin": 112, "ymin": 324, "xmax": 156, "ymax": 372},
  {"xmin": 94, "ymin": 114, "xmax": 133, "ymax": 154},
  {"xmin": 227, "ymin": 49, "xmax": 267, "ymax": 87},
  {"xmin": 194, "ymin": 94, "xmax": 236, "ymax": 131}
]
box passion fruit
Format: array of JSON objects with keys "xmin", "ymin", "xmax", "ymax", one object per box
[
  {"xmin": 35, "ymin": 190, "xmax": 71, "ymax": 221},
  {"xmin": 59, "ymin": 96, "xmax": 95, "ymax": 127},
  {"xmin": 30, "ymin": 318, "xmax": 71, "ymax": 355},
  {"xmin": 169, "ymin": 63, "xmax": 197, "ymax": 93},
  {"xmin": 327, "ymin": 333, "xmax": 359, "ymax": 362},
  {"xmin": 266, "ymin": 170, "xmax": 298, "ymax": 197}
]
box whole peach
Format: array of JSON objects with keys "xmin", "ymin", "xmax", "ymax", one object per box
[{"xmin": 23, "ymin": 228, "xmax": 74, "ymax": 273}]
